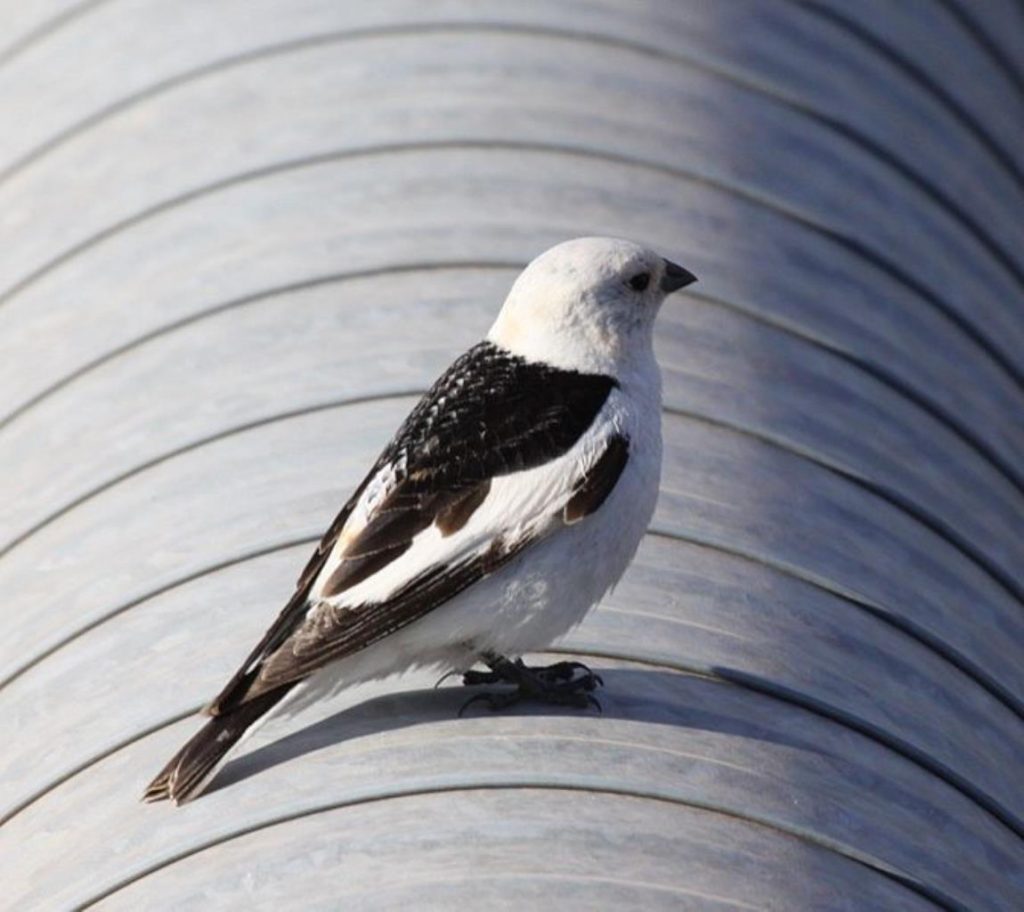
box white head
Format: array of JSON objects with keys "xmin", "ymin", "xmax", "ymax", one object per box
[{"xmin": 488, "ymin": 236, "xmax": 696, "ymax": 376}]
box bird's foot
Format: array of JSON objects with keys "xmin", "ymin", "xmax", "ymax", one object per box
[
  {"xmin": 457, "ymin": 656, "xmax": 603, "ymax": 716},
  {"xmin": 462, "ymin": 659, "xmax": 603, "ymax": 690}
]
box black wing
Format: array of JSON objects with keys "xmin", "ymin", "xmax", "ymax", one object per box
[{"xmin": 208, "ymin": 341, "xmax": 617, "ymax": 714}]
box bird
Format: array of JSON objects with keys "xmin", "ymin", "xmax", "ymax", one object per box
[{"xmin": 143, "ymin": 236, "xmax": 696, "ymax": 804}]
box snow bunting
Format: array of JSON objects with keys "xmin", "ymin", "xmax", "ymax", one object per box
[{"xmin": 144, "ymin": 236, "xmax": 696, "ymax": 804}]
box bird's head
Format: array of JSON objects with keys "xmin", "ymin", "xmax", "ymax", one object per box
[{"xmin": 488, "ymin": 236, "xmax": 696, "ymax": 376}]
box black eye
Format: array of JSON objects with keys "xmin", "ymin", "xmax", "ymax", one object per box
[{"xmin": 627, "ymin": 272, "xmax": 650, "ymax": 292}]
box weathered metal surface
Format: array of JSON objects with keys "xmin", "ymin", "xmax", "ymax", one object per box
[{"xmin": 1, "ymin": 1, "xmax": 1022, "ymax": 910}]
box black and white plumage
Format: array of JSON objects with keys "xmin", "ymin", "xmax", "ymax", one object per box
[{"xmin": 144, "ymin": 236, "xmax": 696, "ymax": 804}]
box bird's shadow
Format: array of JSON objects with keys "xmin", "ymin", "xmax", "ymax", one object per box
[{"xmin": 209, "ymin": 665, "xmax": 831, "ymax": 795}]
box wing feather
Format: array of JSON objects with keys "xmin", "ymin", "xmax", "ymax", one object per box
[
  {"xmin": 251, "ymin": 534, "xmax": 533, "ymax": 691},
  {"xmin": 247, "ymin": 430, "xmax": 631, "ymax": 698},
  {"xmin": 207, "ymin": 341, "xmax": 619, "ymax": 714}
]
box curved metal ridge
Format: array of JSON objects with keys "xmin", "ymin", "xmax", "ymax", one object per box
[
  {"xmin": 934, "ymin": 0, "xmax": 1024, "ymax": 97},
  {"xmin": 800, "ymin": 109, "xmax": 1024, "ymax": 291},
  {"xmin": 709, "ymin": 665, "xmax": 1024, "ymax": 842},
  {"xmin": 0, "ymin": 261, "xmax": 521, "ymax": 432},
  {"xmin": 7, "ymin": 363, "xmax": 1020, "ymax": 614},
  {"xmin": 0, "ymin": 704, "xmax": 200, "ymax": 828},
  {"xmin": 73, "ymin": 783, "xmax": 966, "ymax": 912},
  {"xmin": 4, "ymin": 395, "xmax": 1019, "ymax": 712},
  {"xmin": 0, "ymin": 536, "xmax": 319, "ymax": 692},
  {"xmin": 5, "ymin": 516, "xmax": 1018, "ymax": 736},
  {"xmin": 647, "ymin": 530, "xmax": 1024, "ymax": 723},
  {"xmin": 690, "ymin": 290, "xmax": 1024, "ymax": 498},
  {"xmin": 116, "ymin": 867, "xmax": 750, "ymax": 908},
  {"xmin": 662, "ymin": 406, "xmax": 1024, "ymax": 608},
  {"xmin": 0, "ymin": 20, "xmax": 802, "ymax": 187},
  {"xmin": 2, "ymin": 663, "xmax": 976, "ymax": 912},
  {"xmin": 6, "ymin": 523, "xmax": 1020, "ymax": 843},
  {"xmin": 0, "ymin": 21, "xmax": 1020, "ymax": 307},
  {"xmin": 5, "ymin": 658, "xmax": 711, "ymax": 826},
  {"xmin": 0, "ymin": 144, "xmax": 527, "ymax": 309},
  {"xmin": 2, "ymin": 139, "xmax": 1021, "ymax": 430},
  {"xmin": 0, "ymin": 662, "xmax": 714, "ymax": 828},
  {"xmin": 793, "ymin": 0, "xmax": 1024, "ymax": 193},
  {"xmin": 7, "ymin": 660, "xmax": 692, "ymax": 827},
  {"xmin": 6, "ymin": 644, "xmax": 1019, "ymax": 890},
  {"xmin": 6, "ymin": 278, "xmax": 1022, "ymax": 560},
  {"xmin": 4, "ymin": 405, "xmax": 1019, "ymax": 728},
  {"xmin": 0, "ymin": 390, "xmax": 419, "ymax": 558},
  {"xmin": 556, "ymin": 645, "xmax": 1024, "ymax": 843},
  {"xmin": 275, "ymin": 874, "xmax": 752, "ymax": 907},
  {"xmin": 0, "ymin": 0, "xmax": 112, "ymax": 68}
]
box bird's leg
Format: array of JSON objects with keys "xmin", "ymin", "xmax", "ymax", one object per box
[{"xmin": 458, "ymin": 653, "xmax": 603, "ymax": 715}]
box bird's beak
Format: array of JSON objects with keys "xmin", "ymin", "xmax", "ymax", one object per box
[{"xmin": 661, "ymin": 259, "xmax": 697, "ymax": 293}]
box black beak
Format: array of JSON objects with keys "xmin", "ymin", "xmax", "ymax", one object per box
[{"xmin": 661, "ymin": 259, "xmax": 697, "ymax": 293}]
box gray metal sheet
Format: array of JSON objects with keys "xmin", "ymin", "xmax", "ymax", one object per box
[
  {"xmin": 808, "ymin": 0, "xmax": 1024, "ymax": 162},
  {"xmin": 1, "ymin": 24, "xmax": 1021, "ymax": 333},
  {"xmin": 5, "ymin": 280, "xmax": 1023, "ymax": 600},
  {"xmin": 5, "ymin": 533, "xmax": 1023, "ymax": 886},
  {"xmin": 5, "ymin": 661, "xmax": 1017, "ymax": 911},
  {"xmin": 3, "ymin": 1, "xmax": 1022, "ymax": 909},
  {"xmin": 2, "ymin": 151, "xmax": 1022, "ymax": 515}
]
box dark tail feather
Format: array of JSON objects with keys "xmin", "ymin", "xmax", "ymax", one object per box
[{"xmin": 142, "ymin": 686, "xmax": 293, "ymax": 805}]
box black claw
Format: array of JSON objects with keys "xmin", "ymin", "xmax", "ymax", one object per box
[
  {"xmin": 453, "ymin": 655, "xmax": 605, "ymax": 717},
  {"xmin": 531, "ymin": 660, "xmax": 604, "ymax": 692},
  {"xmin": 545, "ymin": 661, "xmax": 592, "ymax": 681},
  {"xmin": 461, "ymin": 669, "xmax": 503, "ymax": 687}
]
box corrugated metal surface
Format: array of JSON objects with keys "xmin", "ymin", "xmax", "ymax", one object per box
[{"xmin": 1, "ymin": 2, "xmax": 1022, "ymax": 909}]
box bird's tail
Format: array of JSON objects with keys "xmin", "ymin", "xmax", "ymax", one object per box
[{"xmin": 142, "ymin": 685, "xmax": 293, "ymax": 805}]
